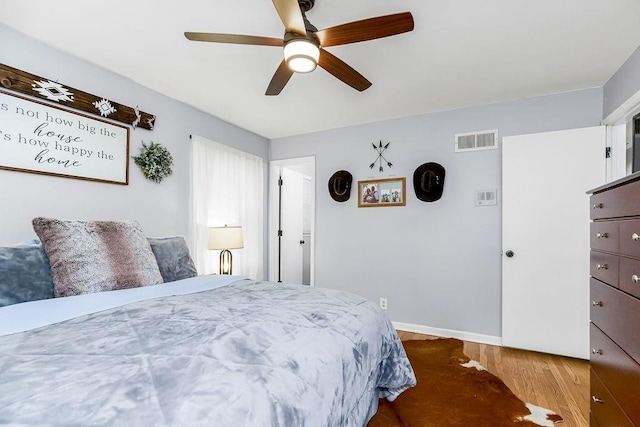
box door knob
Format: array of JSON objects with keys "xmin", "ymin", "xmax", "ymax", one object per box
[
  {"xmin": 505, "ymin": 250, "xmax": 514, "ymax": 258},
  {"xmin": 299, "ymin": 240, "xmax": 305, "ymax": 245}
]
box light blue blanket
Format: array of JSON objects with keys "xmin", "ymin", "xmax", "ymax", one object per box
[{"xmin": 0, "ymin": 277, "xmax": 416, "ymax": 426}]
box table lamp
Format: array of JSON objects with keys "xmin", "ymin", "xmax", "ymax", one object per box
[{"xmin": 208, "ymin": 225, "xmax": 243, "ymax": 275}]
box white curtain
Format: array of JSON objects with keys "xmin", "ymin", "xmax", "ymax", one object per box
[{"xmin": 190, "ymin": 135, "xmax": 264, "ymax": 279}]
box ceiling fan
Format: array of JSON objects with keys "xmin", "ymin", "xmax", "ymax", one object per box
[{"xmin": 184, "ymin": 0, "xmax": 414, "ymax": 96}]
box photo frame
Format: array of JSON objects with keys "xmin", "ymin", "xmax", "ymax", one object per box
[
  {"xmin": 358, "ymin": 177, "xmax": 406, "ymax": 207},
  {"xmin": 0, "ymin": 90, "xmax": 129, "ymax": 185}
]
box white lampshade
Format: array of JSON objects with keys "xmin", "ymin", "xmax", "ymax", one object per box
[
  {"xmin": 208, "ymin": 226, "xmax": 244, "ymax": 250},
  {"xmin": 284, "ymin": 39, "xmax": 320, "ymax": 73}
]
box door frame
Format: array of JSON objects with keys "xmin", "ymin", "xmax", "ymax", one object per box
[
  {"xmin": 603, "ymin": 86, "xmax": 640, "ymax": 181},
  {"xmin": 268, "ymin": 156, "xmax": 316, "ymax": 285}
]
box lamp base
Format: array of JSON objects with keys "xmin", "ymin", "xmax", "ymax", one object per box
[{"xmin": 219, "ymin": 249, "xmax": 233, "ymax": 275}]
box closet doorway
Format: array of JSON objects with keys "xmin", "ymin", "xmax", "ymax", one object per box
[{"xmin": 269, "ymin": 157, "xmax": 315, "ymax": 285}]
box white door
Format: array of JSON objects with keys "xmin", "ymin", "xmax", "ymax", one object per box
[
  {"xmin": 502, "ymin": 126, "xmax": 606, "ymax": 359},
  {"xmin": 280, "ymin": 167, "xmax": 304, "ymax": 284},
  {"xmin": 301, "ymin": 176, "xmax": 312, "ymax": 285},
  {"xmin": 269, "ymin": 158, "xmax": 315, "ymax": 285}
]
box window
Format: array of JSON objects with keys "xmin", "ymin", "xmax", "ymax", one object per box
[{"xmin": 190, "ymin": 135, "xmax": 264, "ymax": 279}]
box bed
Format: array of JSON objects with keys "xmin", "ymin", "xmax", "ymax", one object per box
[{"xmin": 0, "ymin": 218, "xmax": 416, "ymax": 426}]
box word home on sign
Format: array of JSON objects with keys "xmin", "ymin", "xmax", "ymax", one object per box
[{"xmin": 0, "ymin": 91, "xmax": 129, "ymax": 184}]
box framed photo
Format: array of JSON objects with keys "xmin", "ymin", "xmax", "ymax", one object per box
[
  {"xmin": 0, "ymin": 90, "xmax": 129, "ymax": 185},
  {"xmin": 358, "ymin": 177, "xmax": 406, "ymax": 207}
]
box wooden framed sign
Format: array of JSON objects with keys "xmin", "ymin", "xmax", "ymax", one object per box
[
  {"xmin": 0, "ymin": 90, "xmax": 129, "ymax": 185},
  {"xmin": 358, "ymin": 177, "xmax": 406, "ymax": 207}
]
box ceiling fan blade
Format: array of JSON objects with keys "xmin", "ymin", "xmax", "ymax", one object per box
[
  {"xmin": 185, "ymin": 32, "xmax": 283, "ymax": 47},
  {"xmin": 271, "ymin": 0, "xmax": 307, "ymax": 36},
  {"xmin": 318, "ymin": 50, "xmax": 372, "ymax": 92},
  {"xmin": 266, "ymin": 60, "xmax": 295, "ymax": 96},
  {"xmin": 316, "ymin": 12, "xmax": 414, "ymax": 47}
]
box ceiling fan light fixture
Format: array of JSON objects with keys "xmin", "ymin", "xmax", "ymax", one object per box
[{"xmin": 284, "ymin": 39, "xmax": 320, "ymax": 73}]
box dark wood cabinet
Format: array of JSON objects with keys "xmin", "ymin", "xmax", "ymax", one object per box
[
  {"xmin": 590, "ymin": 176, "xmax": 640, "ymax": 220},
  {"xmin": 590, "ymin": 368, "xmax": 635, "ymax": 427},
  {"xmin": 589, "ymin": 172, "xmax": 640, "ymax": 426},
  {"xmin": 590, "ymin": 251, "xmax": 619, "ymax": 286}
]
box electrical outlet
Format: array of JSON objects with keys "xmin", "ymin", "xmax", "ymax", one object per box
[{"xmin": 379, "ymin": 298, "xmax": 388, "ymax": 310}]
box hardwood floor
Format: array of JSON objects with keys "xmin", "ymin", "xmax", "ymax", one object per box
[{"xmin": 397, "ymin": 331, "xmax": 590, "ymax": 427}]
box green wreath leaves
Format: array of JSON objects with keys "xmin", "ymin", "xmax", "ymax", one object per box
[{"xmin": 133, "ymin": 141, "xmax": 173, "ymax": 183}]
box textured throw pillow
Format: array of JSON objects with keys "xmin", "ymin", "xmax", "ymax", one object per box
[
  {"xmin": 32, "ymin": 218, "xmax": 163, "ymax": 297},
  {"xmin": 0, "ymin": 245, "xmax": 55, "ymax": 307},
  {"xmin": 148, "ymin": 236, "xmax": 198, "ymax": 282}
]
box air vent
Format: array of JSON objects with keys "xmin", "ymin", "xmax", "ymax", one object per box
[{"xmin": 455, "ymin": 130, "xmax": 498, "ymax": 152}]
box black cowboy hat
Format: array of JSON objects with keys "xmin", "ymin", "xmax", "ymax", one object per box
[
  {"xmin": 413, "ymin": 162, "xmax": 445, "ymax": 202},
  {"xmin": 328, "ymin": 170, "xmax": 353, "ymax": 202}
]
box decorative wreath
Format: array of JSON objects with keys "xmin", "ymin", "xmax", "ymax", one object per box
[{"xmin": 132, "ymin": 141, "xmax": 174, "ymax": 183}]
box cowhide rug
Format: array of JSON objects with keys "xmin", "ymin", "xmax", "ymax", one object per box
[{"xmin": 368, "ymin": 338, "xmax": 563, "ymax": 427}]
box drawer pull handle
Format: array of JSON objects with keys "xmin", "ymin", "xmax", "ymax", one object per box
[
  {"xmin": 596, "ymin": 264, "xmax": 608, "ymax": 270},
  {"xmin": 633, "ymin": 233, "xmax": 640, "ymax": 241},
  {"xmin": 633, "ymin": 275, "xmax": 640, "ymax": 283},
  {"xmin": 591, "ymin": 348, "xmax": 603, "ymax": 355},
  {"xmin": 596, "ymin": 232, "xmax": 608, "ymax": 239},
  {"xmin": 592, "ymin": 203, "xmax": 603, "ymax": 209},
  {"xmin": 592, "ymin": 396, "xmax": 603, "ymax": 404},
  {"xmin": 592, "ymin": 301, "xmax": 603, "ymax": 307}
]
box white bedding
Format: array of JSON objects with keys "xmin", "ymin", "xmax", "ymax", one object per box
[{"xmin": 0, "ymin": 274, "xmax": 245, "ymax": 336}]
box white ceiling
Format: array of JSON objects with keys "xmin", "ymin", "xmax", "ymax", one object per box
[{"xmin": 2, "ymin": 0, "xmax": 640, "ymax": 139}]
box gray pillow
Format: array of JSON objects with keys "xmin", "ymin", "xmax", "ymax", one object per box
[
  {"xmin": 0, "ymin": 245, "xmax": 54, "ymax": 307},
  {"xmin": 32, "ymin": 218, "xmax": 164, "ymax": 297},
  {"xmin": 148, "ymin": 236, "xmax": 198, "ymax": 282}
]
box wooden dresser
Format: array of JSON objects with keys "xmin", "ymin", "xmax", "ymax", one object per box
[{"xmin": 589, "ymin": 172, "xmax": 640, "ymax": 427}]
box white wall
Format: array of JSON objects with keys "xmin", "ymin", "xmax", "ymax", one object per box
[
  {"xmin": 0, "ymin": 24, "xmax": 269, "ymax": 249},
  {"xmin": 270, "ymin": 88, "xmax": 603, "ymax": 339}
]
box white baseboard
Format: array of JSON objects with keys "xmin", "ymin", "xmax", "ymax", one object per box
[{"xmin": 392, "ymin": 321, "xmax": 503, "ymax": 347}]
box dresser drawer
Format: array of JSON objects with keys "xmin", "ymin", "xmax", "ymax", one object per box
[
  {"xmin": 591, "ymin": 177, "xmax": 640, "ymax": 220},
  {"xmin": 619, "ymin": 218, "xmax": 640, "ymax": 258},
  {"xmin": 590, "ymin": 367, "xmax": 635, "ymax": 427},
  {"xmin": 590, "ymin": 324, "xmax": 640, "ymax": 425},
  {"xmin": 590, "ymin": 222, "xmax": 619, "ymax": 253},
  {"xmin": 590, "ymin": 251, "xmax": 619, "ymax": 287},
  {"xmin": 590, "ymin": 278, "xmax": 640, "ymax": 364},
  {"xmin": 619, "ymin": 256, "xmax": 640, "ymax": 299}
]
